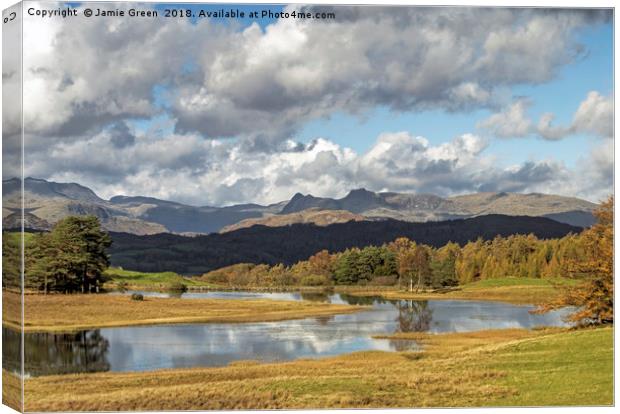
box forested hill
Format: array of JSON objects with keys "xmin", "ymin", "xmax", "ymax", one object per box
[{"xmin": 108, "ymin": 214, "xmax": 581, "ymax": 274}]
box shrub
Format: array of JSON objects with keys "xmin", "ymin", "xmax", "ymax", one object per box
[
  {"xmin": 300, "ymin": 274, "xmax": 331, "ymax": 286},
  {"xmin": 130, "ymin": 293, "xmax": 144, "ymax": 301},
  {"xmin": 369, "ymin": 276, "xmax": 398, "ymax": 286},
  {"xmin": 167, "ymin": 281, "xmax": 187, "ymax": 292}
]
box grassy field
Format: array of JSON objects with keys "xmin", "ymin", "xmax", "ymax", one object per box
[
  {"xmin": 103, "ymin": 267, "xmax": 216, "ymax": 290},
  {"xmin": 17, "ymin": 327, "xmax": 612, "ymax": 411},
  {"xmin": 1, "ymin": 292, "xmax": 364, "ymax": 332},
  {"xmin": 351, "ymin": 277, "xmax": 577, "ymax": 305}
]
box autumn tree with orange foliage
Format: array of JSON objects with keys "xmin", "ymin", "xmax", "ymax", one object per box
[{"xmin": 535, "ymin": 196, "xmax": 613, "ymax": 325}]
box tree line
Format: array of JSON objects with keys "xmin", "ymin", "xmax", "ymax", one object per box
[{"xmin": 201, "ymin": 231, "xmax": 585, "ymax": 290}]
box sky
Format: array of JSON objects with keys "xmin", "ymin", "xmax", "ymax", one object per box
[{"xmin": 2, "ymin": 2, "xmax": 614, "ymax": 206}]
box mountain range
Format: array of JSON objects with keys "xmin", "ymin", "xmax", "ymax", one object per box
[{"xmin": 2, "ymin": 177, "xmax": 598, "ymax": 235}]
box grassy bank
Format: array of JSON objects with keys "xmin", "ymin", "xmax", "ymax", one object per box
[
  {"xmin": 350, "ymin": 277, "xmax": 577, "ymax": 305},
  {"xmin": 18, "ymin": 327, "xmax": 612, "ymax": 410},
  {"xmin": 102, "ymin": 268, "xmax": 216, "ymax": 290},
  {"xmin": 1, "ymin": 292, "xmax": 364, "ymax": 332}
]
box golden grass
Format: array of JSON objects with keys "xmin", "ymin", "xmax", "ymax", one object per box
[
  {"xmin": 19, "ymin": 327, "xmax": 612, "ymax": 411},
  {"xmin": 2, "ymin": 369, "xmax": 22, "ymax": 412},
  {"xmin": 1, "ymin": 291, "xmax": 364, "ymax": 332},
  {"xmin": 2, "ymin": 289, "xmax": 21, "ymax": 326}
]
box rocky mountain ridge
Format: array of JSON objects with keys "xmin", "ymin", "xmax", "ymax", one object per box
[{"xmin": 2, "ymin": 177, "xmax": 598, "ymax": 234}]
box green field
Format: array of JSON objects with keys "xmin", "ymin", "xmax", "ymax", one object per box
[
  {"xmin": 486, "ymin": 327, "xmax": 613, "ymax": 406},
  {"xmin": 103, "ymin": 267, "xmax": 216, "ymax": 290}
]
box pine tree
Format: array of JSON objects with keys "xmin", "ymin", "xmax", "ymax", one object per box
[
  {"xmin": 2, "ymin": 232, "xmax": 21, "ymax": 290},
  {"xmin": 26, "ymin": 215, "xmax": 111, "ymax": 293}
]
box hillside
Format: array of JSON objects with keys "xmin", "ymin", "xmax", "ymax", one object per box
[
  {"xmin": 449, "ymin": 192, "xmax": 597, "ymax": 217},
  {"xmin": 219, "ymin": 208, "xmax": 366, "ymax": 233},
  {"xmin": 107, "ymin": 214, "xmax": 581, "ymax": 274}
]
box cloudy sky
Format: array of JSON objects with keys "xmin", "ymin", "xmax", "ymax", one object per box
[{"xmin": 3, "ymin": 2, "xmax": 613, "ymax": 206}]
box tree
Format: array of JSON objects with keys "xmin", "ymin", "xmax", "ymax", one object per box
[
  {"xmin": 307, "ymin": 250, "xmax": 335, "ymax": 277},
  {"xmin": 2, "ymin": 232, "xmax": 21, "ymax": 290},
  {"xmin": 411, "ymin": 245, "xmax": 431, "ymax": 292},
  {"xmin": 455, "ymin": 238, "xmax": 486, "ymax": 284},
  {"xmin": 430, "ymin": 242, "xmax": 459, "ymax": 288},
  {"xmin": 535, "ymin": 196, "xmax": 613, "ymax": 325},
  {"xmin": 27, "ymin": 233, "xmax": 58, "ymax": 293},
  {"xmin": 57, "ymin": 216, "xmax": 111, "ymax": 293},
  {"xmin": 334, "ymin": 249, "xmax": 361, "ymax": 285},
  {"xmin": 392, "ymin": 237, "xmax": 416, "ymax": 289},
  {"xmin": 27, "ymin": 216, "xmax": 111, "ymax": 293},
  {"xmin": 375, "ymin": 248, "xmax": 397, "ymax": 277},
  {"xmin": 397, "ymin": 244, "xmax": 431, "ymax": 292}
]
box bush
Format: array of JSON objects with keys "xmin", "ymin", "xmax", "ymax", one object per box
[
  {"xmin": 167, "ymin": 281, "xmax": 187, "ymax": 292},
  {"xmin": 369, "ymin": 276, "xmax": 398, "ymax": 286},
  {"xmin": 131, "ymin": 293, "xmax": 144, "ymax": 301},
  {"xmin": 201, "ymin": 273, "xmax": 226, "ymax": 284}
]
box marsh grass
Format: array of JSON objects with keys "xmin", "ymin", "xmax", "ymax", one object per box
[{"xmin": 17, "ymin": 327, "xmax": 612, "ymax": 411}]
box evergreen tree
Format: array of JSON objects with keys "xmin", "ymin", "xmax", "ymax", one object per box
[
  {"xmin": 26, "ymin": 216, "xmax": 111, "ymax": 293},
  {"xmin": 430, "ymin": 242, "xmax": 459, "ymax": 288},
  {"xmin": 2, "ymin": 232, "xmax": 21, "ymax": 290}
]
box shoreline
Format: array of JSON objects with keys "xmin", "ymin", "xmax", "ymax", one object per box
[
  {"xmin": 346, "ymin": 286, "xmax": 560, "ymax": 305},
  {"xmin": 103, "ymin": 281, "xmax": 563, "ymax": 305}
]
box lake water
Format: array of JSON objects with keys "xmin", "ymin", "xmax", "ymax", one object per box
[{"xmin": 3, "ymin": 291, "xmax": 573, "ymax": 377}]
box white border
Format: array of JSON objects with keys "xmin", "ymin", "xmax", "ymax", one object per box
[{"xmin": 0, "ymin": 1, "xmax": 616, "ymax": 414}]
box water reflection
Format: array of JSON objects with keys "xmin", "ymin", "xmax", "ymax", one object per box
[
  {"xmin": 396, "ymin": 300, "xmax": 433, "ymax": 333},
  {"xmin": 3, "ymin": 327, "xmax": 110, "ymax": 376},
  {"xmin": 300, "ymin": 291, "xmax": 330, "ymax": 302},
  {"xmin": 7, "ymin": 292, "xmax": 573, "ymax": 376}
]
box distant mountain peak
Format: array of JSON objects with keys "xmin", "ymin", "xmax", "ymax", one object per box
[
  {"xmin": 3, "ymin": 176, "xmax": 105, "ymax": 203},
  {"xmin": 290, "ymin": 192, "xmax": 306, "ymax": 200},
  {"xmin": 347, "ymin": 187, "xmax": 372, "ymax": 194}
]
